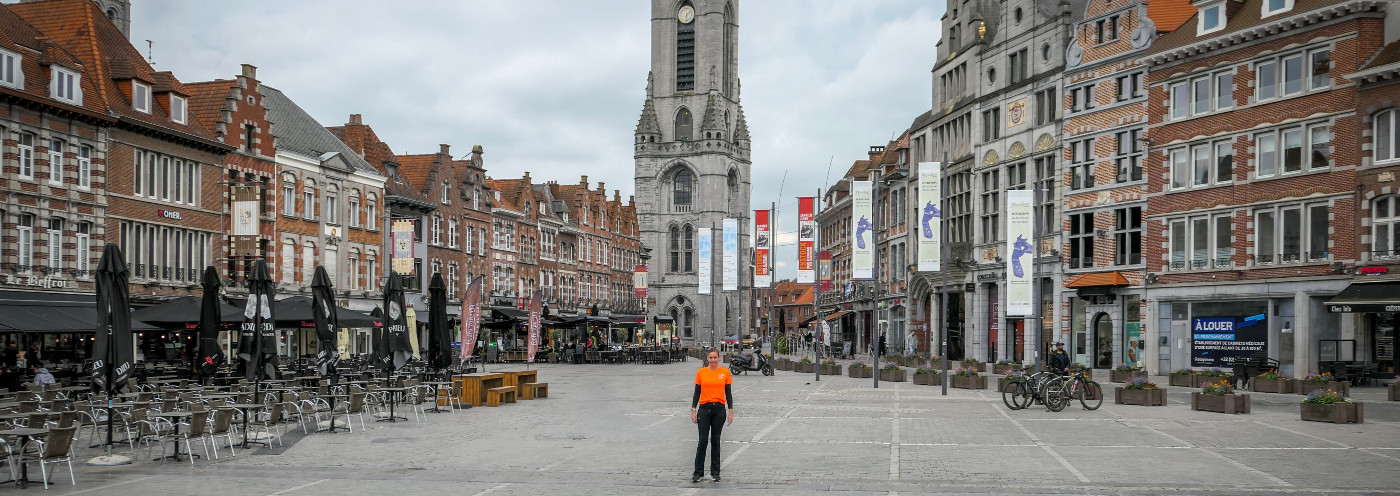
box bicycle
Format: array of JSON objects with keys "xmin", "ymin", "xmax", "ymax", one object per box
[
  {"xmin": 1047, "ymin": 370, "xmax": 1102, "ymax": 411},
  {"xmin": 1003, "ymin": 371, "xmax": 1068, "ymax": 411}
]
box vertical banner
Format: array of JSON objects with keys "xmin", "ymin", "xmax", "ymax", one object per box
[
  {"xmin": 392, "ymin": 220, "xmax": 415, "ymax": 274},
  {"xmin": 917, "ymin": 163, "xmax": 942, "ymax": 272},
  {"xmin": 231, "ymin": 186, "xmax": 261, "ymax": 257},
  {"xmin": 697, "ymin": 227, "xmax": 713, "ymax": 294},
  {"xmin": 754, "ymin": 209, "xmax": 771, "ymax": 288},
  {"xmin": 797, "ymin": 197, "xmax": 815, "ymax": 283},
  {"xmin": 818, "ymin": 250, "xmax": 833, "ymax": 293},
  {"xmin": 460, "ymin": 276, "xmax": 482, "ymax": 360},
  {"xmin": 723, "ymin": 218, "xmax": 739, "ymax": 291},
  {"xmin": 851, "ymin": 181, "xmax": 873, "ymax": 280},
  {"xmin": 633, "ymin": 265, "xmax": 648, "ymax": 298},
  {"xmin": 526, "ymin": 290, "xmax": 543, "ymax": 363},
  {"xmin": 1006, "ymin": 190, "xmax": 1034, "ymax": 316}
]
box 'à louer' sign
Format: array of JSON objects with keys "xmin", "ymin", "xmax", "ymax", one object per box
[{"xmin": 1190, "ymin": 314, "xmax": 1267, "ymax": 368}]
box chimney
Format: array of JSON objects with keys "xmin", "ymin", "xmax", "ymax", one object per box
[
  {"xmin": 349, "ymin": 114, "xmax": 362, "ymax": 125},
  {"xmin": 439, "ymin": 144, "xmax": 451, "ymax": 156},
  {"xmin": 614, "ymin": 190, "xmax": 621, "ymax": 202},
  {"xmin": 597, "ymin": 182, "xmax": 605, "ymax": 192},
  {"xmin": 241, "ymin": 64, "xmax": 257, "ymax": 79},
  {"xmin": 523, "ymin": 171, "xmax": 531, "ymax": 182},
  {"xmin": 629, "ymin": 195, "xmax": 635, "ymax": 205},
  {"xmin": 580, "ymin": 175, "xmax": 589, "ymax": 186}
]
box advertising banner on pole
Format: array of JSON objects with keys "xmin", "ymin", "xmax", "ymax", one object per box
[
  {"xmin": 392, "ymin": 220, "xmax": 415, "ymax": 274},
  {"xmin": 851, "ymin": 181, "xmax": 873, "ymax": 280},
  {"xmin": 917, "ymin": 163, "xmax": 942, "ymax": 272},
  {"xmin": 754, "ymin": 209, "xmax": 771, "ymax": 288},
  {"xmin": 633, "ymin": 265, "xmax": 647, "ymax": 298},
  {"xmin": 1005, "ymin": 190, "xmax": 1034, "ymax": 316},
  {"xmin": 818, "ymin": 250, "xmax": 833, "ymax": 293},
  {"xmin": 697, "ymin": 227, "xmax": 712, "ymax": 295},
  {"xmin": 723, "ymin": 218, "xmax": 738, "ymax": 291},
  {"xmin": 797, "ymin": 197, "xmax": 815, "ymax": 283},
  {"xmin": 526, "ymin": 290, "xmax": 542, "ymax": 363}
]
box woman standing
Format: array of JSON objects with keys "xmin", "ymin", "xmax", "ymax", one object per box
[{"xmin": 691, "ymin": 348, "xmax": 733, "ymax": 483}]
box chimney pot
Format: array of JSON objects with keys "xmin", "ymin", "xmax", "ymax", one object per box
[
  {"xmin": 349, "ymin": 114, "xmax": 362, "ymax": 125},
  {"xmin": 440, "ymin": 144, "xmax": 451, "ymax": 156},
  {"xmin": 241, "ymin": 64, "xmax": 257, "ymax": 79},
  {"xmin": 580, "ymin": 175, "xmax": 589, "ymax": 186}
]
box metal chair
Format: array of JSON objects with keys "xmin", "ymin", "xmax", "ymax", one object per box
[
  {"xmin": 207, "ymin": 408, "xmax": 238, "ymax": 460},
  {"xmin": 163, "ymin": 410, "xmax": 211, "ymax": 465},
  {"xmin": 27, "ymin": 425, "xmax": 78, "ymax": 489}
]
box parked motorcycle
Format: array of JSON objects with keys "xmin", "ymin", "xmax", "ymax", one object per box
[{"xmin": 729, "ymin": 351, "xmax": 774, "ymax": 376}]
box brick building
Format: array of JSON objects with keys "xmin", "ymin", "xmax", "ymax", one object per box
[
  {"xmin": 1143, "ymin": 0, "xmax": 1384, "ymax": 377},
  {"xmin": 770, "ymin": 279, "xmax": 812, "ymax": 350}
]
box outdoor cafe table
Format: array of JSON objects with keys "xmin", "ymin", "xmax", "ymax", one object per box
[
  {"xmin": 217, "ymin": 404, "xmax": 270, "ymax": 448},
  {"xmin": 501, "ymin": 370, "xmax": 538, "ymax": 394},
  {"xmin": 0, "ymin": 427, "xmax": 46, "ymax": 488},
  {"xmin": 375, "ymin": 387, "xmax": 409, "ymax": 422},
  {"xmin": 453, "ymin": 373, "xmax": 505, "ymax": 407},
  {"xmin": 423, "ymin": 382, "xmax": 453, "ymax": 412},
  {"xmin": 151, "ymin": 411, "xmax": 195, "ymax": 462}
]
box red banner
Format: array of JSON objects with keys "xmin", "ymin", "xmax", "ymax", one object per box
[
  {"xmin": 797, "ymin": 197, "xmax": 815, "ymax": 283},
  {"xmin": 754, "ymin": 209, "xmax": 771, "ymax": 288},
  {"xmin": 460, "ymin": 277, "xmax": 482, "ymax": 360},
  {"xmin": 526, "ymin": 290, "xmax": 543, "ymax": 363},
  {"xmin": 633, "ymin": 265, "xmax": 648, "ymax": 298}
]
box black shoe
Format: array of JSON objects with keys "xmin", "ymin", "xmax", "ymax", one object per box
[
  {"xmin": 691, "ymin": 475, "xmax": 701, "ymax": 483},
  {"xmin": 712, "ymin": 474, "xmax": 721, "ymax": 482}
]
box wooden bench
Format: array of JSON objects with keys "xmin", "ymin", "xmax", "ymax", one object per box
[
  {"xmin": 520, "ymin": 382, "xmax": 548, "ymax": 400},
  {"xmin": 486, "ymin": 386, "xmax": 516, "ymax": 407}
]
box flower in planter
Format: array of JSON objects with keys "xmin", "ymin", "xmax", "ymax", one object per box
[
  {"xmin": 822, "ymin": 358, "xmax": 837, "ymax": 366},
  {"xmin": 799, "ymin": 357, "xmax": 812, "ymax": 363},
  {"xmin": 915, "ymin": 367, "xmax": 935, "ymax": 375},
  {"xmin": 1001, "ymin": 369, "xmax": 1025, "ymax": 382},
  {"xmin": 1171, "ymin": 368, "xmax": 1193, "ymax": 376},
  {"xmin": 882, "ymin": 363, "xmax": 900, "ymax": 371},
  {"xmin": 850, "ymin": 361, "xmax": 870, "ymax": 369},
  {"xmin": 954, "ymin": 366, "xmax": 979, "ymax": 377},
  {"xmin": 1257, "ymin": 369, "xmax": 1282, "ymax": 380},
  {"xmin": 960, "ymin": 357, "xmax": 983, "ymax": 365},
  {"xmin": 1201, "ymin": 380, "xmax": 1234, "ymax": 396},
  {"xmin": 1124, "ymin": 376, "xmax": 1159, "ymax": 390},
  {"xmin": 1302, "ymin": 371, "xmax": 1333, "ymax": 383},
  {"xmin": 1068, "ymin": 363, "xmax": 1090, "ymax": 373},
  {"xmin": 1302, "ymin": 388, "xmax": 1349, "ymax": 405},
  {"xmin": 1113, "ymin": 363, "xmax": 1141, "ymax": 373},
  {"xmin": 995, "ymin": 360, "xmax": 1019, "ymax": 366},
  {"xmin": 1202, "ymin": 367, "xmax": 1226, "ymax": 377}
]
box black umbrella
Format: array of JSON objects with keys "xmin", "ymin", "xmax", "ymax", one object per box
[
  {"xmin": 197, "ymin": 267, "xmax": 224, "ymax": 382},
  {"xmin": 238, "ymin": 260, "xmax": 277, "ymax": 381},
  {"xmin": 93, "ymin": 243, "xmax": 133, "ymax": 458},
  {"xmin": 311, "ymin": 266, "xmax": 340, "ymax": 376},
  {"xmin": 381, "ymin": 271, "xmax": 411, "ymax": 370},
  {"xmin": 427, "ymin": 273, "xmax": 451, "ymax": 370}
]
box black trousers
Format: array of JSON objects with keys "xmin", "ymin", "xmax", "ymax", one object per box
[{"xmin": 693, "ymin": 402, "xmax": 726, "ymax": 476}]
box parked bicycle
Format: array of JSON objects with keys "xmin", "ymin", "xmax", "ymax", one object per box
[
  {"xmin": 1046, "ymin": 370, "xmax": 1102, "ymax": 411},
  {"xmin": 1002, "ymin": 370, "xmax": 1069, "ymax": 411}
]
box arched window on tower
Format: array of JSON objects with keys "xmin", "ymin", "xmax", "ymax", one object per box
[
  {"xmin": 669, "ymin": 225, "xmax": 680, "ymax": 273},
  {"xmin": 727, "ymin": 169, "xmax": 739, "ymax": 214},
  {"xmin": 724, "ymin": 3, "xmax": 735, "ymax": 96},
  {"xmin": 675, "ymin": 108, "xmax": 693, "ymax": 142},
  {"xmin": 677, "ymin": 2, "xmax": 696, "ymax": 92},
  {"xmin": 673, "ymin": 168, "xmax": 693, "ymax": 212},
  {"xmin": 684, "ymin": 224, "xmax": 695, "ymax": 272}
]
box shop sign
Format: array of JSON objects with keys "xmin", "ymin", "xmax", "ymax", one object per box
[
  {"xmin": 158, "ymin": 209, "xmax": 182, "ymax": 220},
  {"xmin": 0, "ymin": 274, "xmax": 66, "ymax": 289},
  {"xmin": 1190, "ymin": 314, "xmax": 1267, "ymax": 368}
]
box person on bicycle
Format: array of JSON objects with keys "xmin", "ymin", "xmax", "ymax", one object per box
[{"xmin": 1049, "ymin": 342, "xmax": 1071, "ymax": 376}]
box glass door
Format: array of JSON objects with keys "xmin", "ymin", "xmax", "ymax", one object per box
[{"xmin": 1375, "ymin": 313, "xmax": 1396, "ymax": 375}]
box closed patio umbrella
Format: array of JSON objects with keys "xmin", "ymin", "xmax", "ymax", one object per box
[
  {"xmin": 238, "ymin": 260, "xmax": 277, "ymax": 381},
  {"xmin": 197, "ymin": 267, "xmax": 224, "ymax": 382},
  {"xmin": 91, "ymin": 243, "xmax": 134, "ymax": 464},
  {"xmin": 382, "ymin": 271, "xmax": 411, "ymax": 370},
  {"xmin": 426, "ymin": 273, "xmax": 452, "ymax": 371},
  {"xmin": 311, "ymin": 266, "xmax": 340, "ymax": 376}
]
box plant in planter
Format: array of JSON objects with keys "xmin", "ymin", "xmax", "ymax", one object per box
[
  {"xmin": 1067, "ymin": 362, "xmax": 1092, "ymax": 380},
  {"xmin": 848, "ymin": 361, "xmax": 873, "ymax": 378},
  {"xmin": 997, "ymin": 368, "xmax": 1025, "ymax": 392},
  {"xmin": 993, "ymin": 360, "xmax": 1021, "ymax": 375},
  {"xmin": 1169, "ymin": 368, "xmax": 1196, "ymax": 387},
  {"xmin": 879, "ymin": 363, "xmax": 907, "ymax": 382},
  {"xmin": 913, "ymin": 367, "xmax": 941, "ymax": 385},
  {"xmin": 1192, "ymin": 380, "xmax": 1251, "ymax": 414},
  {"xmin": 951, "ymin": 365, "xmax": 986, "ymax": 389},
  {"xmin": 1115, "ymin": 376, "xmax": 1166, "ymax": 406},
  {"xmin": 1296, "ymin": 371, "xmax": 1349, "ymax": 397},
  {"xmin": 960, "ymin": 357, "xmax": 986, "ymax": 373},
  {"xmin": 1301, "ymin": 388, "xmax": 1363, "ymax": 424},
  {"xmin": 1250, "ymin": 369, "xmax": 1292, "ymax": 393},
  {"xmin": 820, "ymin": 358, "xmax": 842, "ymax": 376},
  {"xmin": 795, "ymin": 356, "xmax": 815, "ymax": 373},
  {"xmin": 1110, "ymin": 364, "xmax": 1147, "ymax": 383}
]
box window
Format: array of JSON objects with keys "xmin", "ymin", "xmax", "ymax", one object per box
[
  {"xmin": 1257, "ymin": 51, "xmax": 1321, "ymax": 100},
  {"xmin": 244, "ymin": 124, "xmax": 256, "ymax": 153},
  {"xmin": 75, "ymin": 222, "xmax": 90, "ymax": 276},
  {"xmin": 46, "ymin": 218, "xmax": 62, "ymax": 272},
  {"xmin": 326, "ymin": 190, "xmax": 338, "ymax": 224},
  {"xmin": 349, "ymin": 196, "xmax": 360, "ymax": 227},
  {"xmin": 1169, "ymin": 214, "xmax": 1232, "ymax": 270},
  {"xmin": 47, "ymin": 139, "xmax": 62, "ymax": 186},
  {"xmin": 0, "ymin": 49, "xmax": 19, "ymax": 88},
  {"xmin": 1035, "ymin": 156, "xmax": 1056, "ymax": 233},
  {"xmin": 1116, "ymin": 72, "xmax": 1143, "ymax": 101},
  {"xmin": 1309, "ymin": 124, "xmax": 1330, "ymax": 170},
  {"xmin": 1070, "ymin": 84, "xmax": 1096, "ymax": 112},
  {"xmin": 1192, "ymin": 145, "xmax": 1211, "ymax": 187},
  {"xmin": 133, "ymin": 82, "xmax": 151, "ymax": 113},
  {"xmin": 949, "ymin": 24, "xmax": 961, "ymax": 53},
  {"xmin": 1263, "ymin": 0, "xmax": 1293, "ymax": 16},
  {"xmin": 1113, "ymin": 207, "xmax": 1141, "ymax": 266},
  {"xmin": 441, "ymin": 182, "xmax": 450, "ymax": 204},
  {"xmin": 1257, "ymin": 60, "xmax": 1278, "ymax": 100},
  {"xmin": 282, "ymin": 181, "xmax": 296, "ymax": 216},
  {"xmin": 684, "ymin": 225, "xmax": 695, "ymax": 272},
  {"xmin": 1068, "ymin": 212, "xmax": 1094, "ymax": 269},
  {"xmin": 1069, "ymin": 137, "xmax": 1095, "ymax": 190},
  {"xmin": 1170, "ymin": 149, "xmax": 1188, "ymax": 190},
  {"xmin": 1214, "ymin": 216, "xmax": 1232, "ymax": 267},
  {"xmin": 982, "ymin": 108, "xmax": 1000, "ymax": 141},
  {"xmin": 1254, "ymin": 203, "xmax": 1328, "ymax": 264},
  {"xmin": 1115, "ymin": 128, "xmax": 1143, "ymax": 183},
  {"xmin": 17, "ymin": 214, "xmax": 33, "ymax": 272},
  {"xmin": 50, "ymin": 67, "xmax": 79, "ymax": 104},
  {"xmin": 77, "ymin": 145, "xmax": 91, "ymax": 190},
  {"xmin": 1216, "ymin": 72, "xmax": 1234, "ymax": 109},
  {"xmin": 1310, "ymin": 50, "xmax": 1331, "ymax": 89},
  {"xmin": 1192, "ymin": 77, "xmax": 1211, "ymax": 115},
  {"xmin": 1200, "ymin": 5, "xmax": 1223, "ymax": 33},
  {"xmin": 170, "ymin": 95, "xmax": 187, "ymax": 124},
  {"xmin": 673, "ymin": 168, "xmax": 693, "ymax": 211},
  {"xmin": 1283, "ymin": 54, "xmax": 1303, "ymax": 95},
  {"xmin": 1034, "ymin": 88, "xmax": 1056, "ymax": 125},
  {"xmin": 1170, "ymin": 83, "xmax": 1188, "ymax": 120},
  {"xmin": 17, "ymin": 132, "xmax": 34, "ymax": 179},
  {"xmin": 1373, "ymin": 196, "xmax": 1400, "ymax": 259},
  {"xmin": 303, "ymin": 189, "xmax": 315, "ymax": 220},
  {"xmin": 1256, "ymin": 133, "xmax": 1277, "ymax": 178},
  {"xmin": 1094, "ymin": 16, "xmax": 1118, "ymax": 43},
  {"xmin": 1257, "ymin": 125, "xmax": 1327, "ymax": 177},
  {"xmin": 1009, "ymin": 49, "xmax": 1027, "ymax": 85},
  {"xmin": 980, "ymin": 170, "xmax": 1000, "ymax": 243},
  {"xmin": 366, "ymin": 196, "xmax": 377, "ymax": 230},
  {"xmin": 1215, "ymin": 140, "xmax": 1234, "ymax": 183}
]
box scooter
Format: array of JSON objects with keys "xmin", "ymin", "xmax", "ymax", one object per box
[{"xmin": 729, "ymin": 352, "xmax": 774, "ymax": 376}]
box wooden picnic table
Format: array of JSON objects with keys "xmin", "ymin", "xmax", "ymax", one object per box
[{"xmin": 452, "ymin": 373, "xmax": 505, "ymax": 407}]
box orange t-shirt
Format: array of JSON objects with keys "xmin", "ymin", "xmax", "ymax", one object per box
[{"xmin": 695, "ymin": 366, "xmax": 732, "ymax": 405}]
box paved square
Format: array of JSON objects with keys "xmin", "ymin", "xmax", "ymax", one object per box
[{"xmin": 39, "ymin": 361, "xmax": 1400, "ymax": 495}]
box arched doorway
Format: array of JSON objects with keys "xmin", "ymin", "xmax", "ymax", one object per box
[{"xmin": 1092, "ymin": 312, "xmax": 1114, "ymax": 369}]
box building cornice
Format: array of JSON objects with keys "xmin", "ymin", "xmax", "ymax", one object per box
[{"xmin": 1145, "ymin": 1, "xmax": 1380, "ymax": 67}]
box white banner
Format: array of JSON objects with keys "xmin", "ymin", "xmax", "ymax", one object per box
[
  {"xmin": 697, "ymin": 227, "xmax": 712, "ymax": 294},
  {"xmin": 1006, "ymin": 190, "xmax": 1034, "ymax": 317},
  {"xmin": 917, "ymin": 163, "xmax": 941, "ymax": 272},
  {"xmin": 232, "ymin": 200, "xmax": 259, "ymax": 236},
  {"xmin": 851, "ymin": 180, "xmax": 873, "ymax": 280},
  {"xmin": 722, "ymin": 218, "xmax": 738, "ymax": 291}
]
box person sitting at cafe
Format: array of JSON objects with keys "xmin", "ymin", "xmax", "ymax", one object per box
[{"xmin": 30, "ymin": 361, "xmax": 56, "ymax": 386}]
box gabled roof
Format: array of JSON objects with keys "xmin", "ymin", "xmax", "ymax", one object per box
[
  {"xmin": 396, "ymin": 154, "xmax": 439, "ymax": 195},
  {"xmin": 1145, "ymin": 0, "xmax": 1197, "ymax": 33},
  {"xmin": 182, "ymin": 79, "xmax": 236, "ymax": 136},
  {"xmin": 0, "ymin": 3, "xmax": 108, "ymax": 119},
  {"xmin": 258, "ymin": 85, "xmax": 382, "ymax": 178},
  {"xmin": 1361, "ymin": 40, "xmax": 1400, "ymax": 71},
  {"xmin": 328, "ymin": 118, "xmax": 427, "ymax": 204},
  {"xmin": 1147, "ymin": 0, "xmax": 1357, "ymax": 57},
  {"xmin": 485, "ymin": 179, "xmax": 521, "ymax": 212}
]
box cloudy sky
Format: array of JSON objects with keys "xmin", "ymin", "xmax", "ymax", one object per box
[{"xmin": 132, "ymin": 0, "xmax": 943, "ymax": 279}]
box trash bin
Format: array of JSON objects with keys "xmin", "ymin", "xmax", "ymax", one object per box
[{"xmin": 487, "ymin": 345, "xmax": 499, "ymax": 363}]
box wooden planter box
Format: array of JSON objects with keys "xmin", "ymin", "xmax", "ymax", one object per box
[
  {"xmin": 993, "ymin": 364, "xmax": 1021, "ymax": 375},
  {"xmin": 820, "ymin": 364, "xmax": 842, "ymax": 375},
  {"xmin": 1295, "ymin": 380, "xmax": 1349, "ymax": 397},
  {"xmin": 960, "ymin": 362, "xmax": 987, "ymax": 373},
  {"xmin": 1110, "ymin": 370, "xmax": 1147, "ymax": 383},
  {"xmin": 1191, "ymin": 392, "xmax": 1251, "ymax": 414},
  {"xmin": 1300, "ymin": 402, "xmax": 1364, "ymax": 424},
  {"xmin": 1250, "ymin": 378, "xmax": 1293, "ymax": 393},
  {"xmin": 1115, "ymin": 387, "xmax": 1167, "ymax": 406},
  {"xmin": 1195, "ymin": 375, "xmax": 1230, "ymax": 388},
  {"xmin": 913, "ymin": 372, "xmax": 941, "ymax": 385},
  {"xmin": 794, "ymin": 362, "xmax": 815, "ymax": 373},
  {"xmin": 951, "ymin": 374, "xmax": 986, "ymax": 389},
  {"xmin": 903, "ymin": 356, "xmax": 925, "ymax": 367},
  {"xmin": 848, "ymin": 367, "xmax": 873, "ymax": 378},
  {"xmin": 996, "ymin": 378, "xmax": 1022, "ymax": 392},
  {"xmin": 879, "ymin": 369, "xmax": 907, "ymax": 382},
  {"xmin": 1169, "ymin": 373, "xmax": 1196, "ymax": 387},
  {"xmin": 1389, "ymin": 383, "xmax": 1400, "ymax": 401}
]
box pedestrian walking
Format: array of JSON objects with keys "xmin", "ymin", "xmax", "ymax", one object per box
[{"xmin": 690, "ymin": 348, "xmax": 733, "ymax": 483}]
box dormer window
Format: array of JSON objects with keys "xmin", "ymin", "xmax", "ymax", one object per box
[
  {"xmin": 170, "ymin": 95, "xmax": 187, "ymax": 124},
  {"xmin": 0, "ymin": 49, "xmax": 22, "ymax": 89},
  {"xmin": 133, "ymin": 82, "xmax": 151, "ymax": 113},
  {"xmin": 1263, "ymin": 0, "xmax": 1292, "ymax": 17},
  {"xmin": 1198, "ymin": 2, "xmax": 1225, "ymax": 35},
  {"xmin": 50, "ymin": 67, "xmax": 80, "ymax": 104}
]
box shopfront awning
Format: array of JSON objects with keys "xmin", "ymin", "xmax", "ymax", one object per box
[
  {"xmin": 1325, "ymin": 281, "xmax": 1400, "ymax": 313},
  {"xmin": 0, "ymin": 290, "xmax": 158, "ymax": 333},
  {"xmin": 797, "ymin": 311, "xmax": 849, "ymax": 328},
  {"xmin": 1065, "ymin": 271, "xmax": 1132, "ymax": 288}
]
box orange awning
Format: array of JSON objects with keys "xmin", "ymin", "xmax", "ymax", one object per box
[{"xmin": 1064, "ymin": 271, "xmax": 1131, "ymax": 288}]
